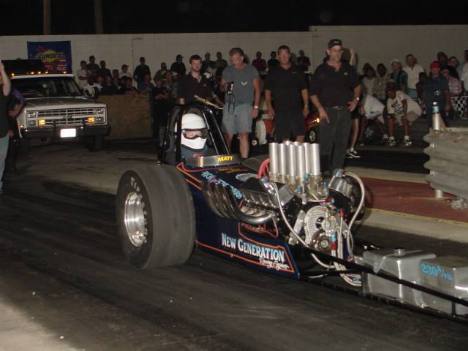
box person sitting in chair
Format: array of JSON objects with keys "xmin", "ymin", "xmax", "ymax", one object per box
[{"xmin": 179, "ymin": 113, "xmax": 209, "ymax": 161}]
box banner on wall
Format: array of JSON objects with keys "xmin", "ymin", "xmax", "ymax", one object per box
[{"xmin": 27, "ymin": 41, "xmax": 72, "ymax": 73}]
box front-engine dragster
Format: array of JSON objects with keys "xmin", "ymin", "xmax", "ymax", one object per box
[{"xmin": 116, "ymin": 100, "xmax": 468, "ymax": 323}]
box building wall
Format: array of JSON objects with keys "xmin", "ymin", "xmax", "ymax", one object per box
[{"xmin": 0, "ymin": 25, "xmax": 466, "ymax": 75}]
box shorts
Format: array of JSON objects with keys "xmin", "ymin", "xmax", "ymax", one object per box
[
  {"xmin": 222, "ymin": 103, "xmax": 252, "ymax": 135},
  {"xmin": 274, "ymin": 110, "xmax": 305, "ymax": 141},
  {"xmin": 393, "ymin": 111, "xmax": 420, "ymax": 126}
]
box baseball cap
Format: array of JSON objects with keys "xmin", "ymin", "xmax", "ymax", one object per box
[
  {"xmin": 328, "ymin": 39, "xmax": 343, "ymax": 49},
  {"xmin": 430, "ymin": 61, "xmax": 441, "ymax": 69},
  {"xmin": 390, "ymin": 58, "xmax": 401, "ymax": 65}
]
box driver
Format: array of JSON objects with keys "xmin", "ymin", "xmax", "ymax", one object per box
[{"xmin": 179, "ymin": 113, "xmax": 209, "ymax": 161}]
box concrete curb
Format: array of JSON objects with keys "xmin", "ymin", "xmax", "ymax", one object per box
[{"xmin": 363, "ymin": 208, "xmax": 468, "ymax": 243}]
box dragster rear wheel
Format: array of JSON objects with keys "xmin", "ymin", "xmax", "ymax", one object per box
[{"xmin": 116, "ymin": 164, "xmax": 195, "ymax": 269}]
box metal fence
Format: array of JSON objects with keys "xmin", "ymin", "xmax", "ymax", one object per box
[{"xmin": 424, "ymin": 127, "xmax": 468, "ymax": 202}]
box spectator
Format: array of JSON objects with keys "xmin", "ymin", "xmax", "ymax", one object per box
[
  {"xmin": 374, "ymin": 63, "xmax": 390, "ymax": 103},
  {"xmin": 267, "ymin": 51, "xmax": 279, "ymax": 71},
  {"xmin": 101, "ymin": 75, "xmax": 118, "ymax": 95},
  {"xmin": 448, "ymin": 56, "xmax": 462, "ymax": 79},
  {"xmin": 461, "ymin": 50, "xmax": 468, "ymax": 91},
  {"xmin": 355, "ymin": 94, "xmax": 387, "ymax": 148},
  {"xmin": 215, "ymin": 52, "xmax": 228, "ymax": 77},
  {"xmin": 422, "ymin": 61, "xmax": 451, "ymax": 125},
  {"xmin": 386, "ymin": 83, "xmax": 422, "ymax": 147},
  {"xmin": 441, "ymin": 66, "xmax": 462, "ymax": 97},
  {"xmin": 112, "ymin": 69, "xmax": 119, "ymax": 80},
  {"xmin": 165, "ymin": 71, "xmax": 179, "ymax": 100},
  {"xmin": 120, "ymin": 64, "xmax": 131, "ymax": 78},
  {"xmin": 202, "ymin": 52, "xmax": 216, "ymax": 74},
  {"xmin": 170, "ymin": 54, "xmax": 186, "ymax": 77},
  {"xmin": 361, "ymin": 64, "xmax": 377, "ymax": 96},
  {"xmin": 403, "ymin": 54, "xmax": 424, "ymax": 100},
  {"xmin": 0, "ymin": 61, "xmax": 12, "ymax": 194},
  {"xmin": 297, "ymin": 49, "xmax": 311, "ymax": 72},
  {"xmin": 76, "ymin": 60, "xmax": 88, "ymax": 90},
  {"xmin": 222, "ymin": 47, "xmax": 261, "ymax": 159},
  {"xmin": 151, "ymin": 78, "xmax": 171, "ymax": 143},
  {"xmin": 416, "ymin": 72, "xmax": 428, "ymax": 113},
  {"xmin": 86, "ymin": 55, "xmax": 100, "ymax": 78},
  {"xmin": 264, "ymin": 45, "xmax": 309, "ymax": 142},
  {"xmin": 252, "ymin": 51, "xmax": 267, "ymax": 74},
  {"xmin": 138, "ymin": 73, "xmax": 154, "ymax": 94},
  {"xmin": 309, "ymin": 39, "xmax": 361, "ymax": 174},
  {"xmin": 122, "ymin": 77, "xmax": 138, "ymax": 96},
  {"xmin": 437, "ymin": 51, "xmax": 449, "ymax": 67},
  {"xmin": 5, "ymin": 89, "xmax": 24, "ymax": 175},
  {"xmin": 390, "ymin": 59, "xmax": 408, "ymax": 93},
  {"xmin": 98, "ymin": 60, "xmax": 111, "ymax": 79},
  {"xmin": 154, "ymin": 63, "xmax": 168, "ymax": 82},
  {"xmin": 133, "ymin": 57, "xmax": 151, "ymax": 90},
  {"xmin": 83, "ymin": 76, "xmax": 102, "ymax": 98},
  {"xmin": 177, "ymin": 54, "xmax": 220, "ymax": 105}
]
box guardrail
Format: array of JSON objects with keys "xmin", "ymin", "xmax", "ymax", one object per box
[{"xmin": 424, "ymin": 121, "xmax": 468, "ymax": 204}]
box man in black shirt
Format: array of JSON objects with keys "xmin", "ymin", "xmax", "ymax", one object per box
[
  {"xmin": 310, "ymin": 39, "xmax": 361, "ymax": 174},
  {"xmin": 0, "ymin": 60, "xmax": 12, "ymax": 194},
  {"xmin": 265, "ymin": 45, "xmax": 309, "ymax": 142},
  {"xmin": 170, "ymin": 55, "xmax": 186, "ymax": 77},
  {"xmin": 177, "ymin": 55, "xmax": 220, "ymax": 105},
  {"xmin": 133, "ymin": 57, "xmax": 151, "ymax": 91}
]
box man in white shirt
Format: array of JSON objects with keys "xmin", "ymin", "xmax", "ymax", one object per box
[
  {"xmin": 403, "ymin": 54, "xmax": 424, "ymax": 101},
  {"xmin": 76, "ymin": 60, "xmax": 88, "ymax": 90},
  {"xmin": 120, "ymin": 64, "xmax": 131, "ymax": 79},
  {"xmin": 386, "ymin": 83, "xmax": 422, "ymax": 147}
]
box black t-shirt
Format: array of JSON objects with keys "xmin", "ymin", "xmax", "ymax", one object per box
[
  {"xmin": 170, "ymin": 62, "xmax": 186, "ymax": 77},
  {"xmin": 0, "ymin": 93, "xmax": 9, "ymax": 138},
  {"xmin": 177, "ymin": 74, "xmax": 213, "ymax": 104},
  {"xmin": 264, "ymin": 65, "xmax": 307, "ymax": 111},
  {"xmin": 309, "ymin": 61, "xmax": 359, "ymax": 107}
]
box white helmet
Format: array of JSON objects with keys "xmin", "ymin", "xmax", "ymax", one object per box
[{"xmin": 179, "ymin": 113, "xmax": 208, "ymax": 151}]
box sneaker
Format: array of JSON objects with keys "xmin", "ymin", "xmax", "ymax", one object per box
[
  {"xmin": 387, "ymin": 138, "xmax": 397, "ymax": 147},
  {"xmin": 403, "ymin": 138, "xmax": 412, "ymax": 147},
  {"xmin": 346, "ymin": 149, "xmax": 361, "ymax": 159}
]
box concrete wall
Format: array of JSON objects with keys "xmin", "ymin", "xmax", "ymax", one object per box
[{"xmin": 0, "ymin": 25, "xmax": 466, "ymax": 75}]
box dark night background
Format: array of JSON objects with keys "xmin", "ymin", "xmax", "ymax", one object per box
[{"xmin": 0, "ymin": 0, "xmax": 468, "ymax": 35}]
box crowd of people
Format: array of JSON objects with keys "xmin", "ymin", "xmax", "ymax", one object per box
[
  {"xmin": 2, "ymin": 41, "xmax": 467, "ymax": 195},
  {"xmin": 75, "ymin": 46, "xmax": 468, "ymax": 160}
]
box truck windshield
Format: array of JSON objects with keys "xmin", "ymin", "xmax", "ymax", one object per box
[{"xmin": 12, "ymin": 76, "xmax": 83, "ymax": 98}]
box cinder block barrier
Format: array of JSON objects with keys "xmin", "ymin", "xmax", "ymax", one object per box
[
  {"xmin": 97, "ymin": 94, "xmax": 152, "ymax": 140},
  {"xmin": 424, "ymin": 128, "xmax": 468, "ymax": 200}
]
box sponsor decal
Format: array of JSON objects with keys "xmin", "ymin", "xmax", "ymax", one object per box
[
  {"xmin": 200, "ymin": 171, "xmax": 242, "ymax": 199},
  {"xmin": 420, "ymin": 262, "xmax": 454, "ymax": 282},
  {"xmin": 217, "ymin": 155, "xmax": 233, "ymax": 162},
  {"xmin": 221, "ymin": 233, "xmax": 289, "ymax": 271}
]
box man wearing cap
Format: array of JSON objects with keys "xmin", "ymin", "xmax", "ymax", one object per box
[
  {"xmin": 422, "ymin": 61, "xmax": 451, "ymax": 125},
  {"xmin": 309, "ymin": 39, "xmax": 361, "ymax": 174}
]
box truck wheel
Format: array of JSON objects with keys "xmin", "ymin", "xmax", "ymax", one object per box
[{"xmin": 116, "ymin": 164, "xmax": 195, "ymax": 269}]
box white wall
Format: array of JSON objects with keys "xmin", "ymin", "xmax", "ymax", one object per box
[
  {"xmin": 309, "ymin": 25, "xmax": 468, "ymax": 71},
  {"xmin": 0, "ymin": 25, "xmax": 466, "ymax": 75}
]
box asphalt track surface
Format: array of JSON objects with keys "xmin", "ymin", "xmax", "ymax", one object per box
[{"xmin": 0, "ymin": 143, "xmax": 467, "ymax": 350}]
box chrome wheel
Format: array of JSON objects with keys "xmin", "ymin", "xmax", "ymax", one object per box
[{"xmin": 124, "ymin": 191, "xmax": 148, "ymax": 248}]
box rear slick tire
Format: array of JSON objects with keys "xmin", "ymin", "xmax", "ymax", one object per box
[{"xmin": 116, "ymin": 164, "xmax": 195, "ymax": 269}]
